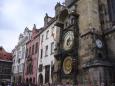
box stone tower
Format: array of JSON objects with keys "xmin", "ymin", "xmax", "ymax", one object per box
[{"xmin": 54, "ymin": 0, "xmax": 115, "ymax": 85}]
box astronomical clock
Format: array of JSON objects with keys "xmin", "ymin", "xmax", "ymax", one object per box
[
  {"xmin": 63, "ymin": 31, "xmax": 74, "ymax": 51},
  {"xmin": 63, "ymin": 56, "xmax": 73, "ymax": 75},
  {"xmin": 54, "ymin": 7, "xmax": 79, "ymax": 84}
]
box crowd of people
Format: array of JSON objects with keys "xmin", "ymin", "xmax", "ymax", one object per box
[
  {"xmin": 0, "ymin": 82, "xmax": 73, "ymax": 86},
  {"xmin": 0, "ymin": 82, "xmax": 37, "ymax": 86}
]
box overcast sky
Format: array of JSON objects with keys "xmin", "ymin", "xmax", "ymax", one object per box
[{"xmin": 0, "ymin": 0, "xmax": 64, "ymax": 52}]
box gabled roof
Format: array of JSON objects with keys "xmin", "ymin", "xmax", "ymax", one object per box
[{"xmin": 0, "ymin": 46, "xmax": 12, "ymax": 61}]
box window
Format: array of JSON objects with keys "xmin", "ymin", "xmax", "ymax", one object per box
[
  {"xmin": 26, "ymin": 65, "xmax": 29, "ymax": 75},
  {"xmin": 65, "ymin": 22, "xmax": 68, "ymax": 28},
  {"xmin": 17, "ymin": 51, "xmax": 21, "ymax": 59},
  {"xmin": 22, "ymin": 47, "xmax": 25, "ymax": 58},
  {"xmin": 51, "ymin": 42, "xmax": 54, "ymax": 54},
  {"xmin": 40, "ymin": 49, "xmax": 43, "ymax": 59},
  {"xmin": 0, "ymin": 66, "xmax": 2, "ymax": 73},
  {"xmin": 32, "ymin": 45, "xmax": 34, "ymax": 55},
  {"xmin": 41, "ymin": 35, "xmax": 44, "ymax": 43},
  {"xmin": 17, "ymin": 65, "xmax": 19, "ymax": 72},
  {"xmin": 45, "ymin": 65, "xmax": 50, "ymax": 83},
  {"xmin": 19, "ymin": 64, "xmax": 22, "ymax": 72},
  {"xmin": 46, "ymin": 30, "xmax": 49, "ymax": 39},
  {"xmin": 26, "ymin": 48, "xmax": 28, "ymax": 57},
  {"xmin": 108, "ymin": 0, "xmax": 115, "ymax": 24},
  {"xmin": 71, "ymin": 18, "xmax": 76, "ymax": 25},
  {"xmin": 21, "ymin": 64, "xmax": 24, "ymax": 72},
  {"xmin": 29, "ymin": 47, "xmax": 31, "ymax": 55},
  {"xmin": 35, "ymin": 42, "xmax": 38, "ymax": 54},
  {"xmin": 39, "ymin": 64, "xmax": 43, "ymax": 72},
  {"xmin": 28, "ymin": 63, "xmax": 33, "ymax": 74},
  {"xmin": 4, "ymin": 68, "xmax": 11, "ymax": 74},
  {"xmin": 27, "ymin": 63, "xmax": 33, "ymax": 75},
  {"xmin": 13, "ymin": 66, "xmax": 16, "ymax": 73},
  {"xmin": 45, "ymin": 45, "xmax": 48, "ymax": 57}
]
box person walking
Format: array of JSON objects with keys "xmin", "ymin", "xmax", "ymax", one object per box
[{"xmin": 1, "ymin": 82, "xmax": 5, "ymax": 86}]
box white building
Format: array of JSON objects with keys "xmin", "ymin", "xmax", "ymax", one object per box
[
  {"xmin": 37, "ymin": 14, "xmax": 60, "ymax": 85},
  {"xmin": 12, "ymin": 28, "xmax": 31, "ymax": 83}
]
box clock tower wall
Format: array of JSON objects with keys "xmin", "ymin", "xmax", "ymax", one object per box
[
  {"xmin": 53, "ymin": 0, "xmax": 113, "ymax": 85},
  {"xmin": 79, "ymin": 34, "xmax": 94, "ymax": 68},
  {"xmin": 77, "ymin": 0, "xmax": 101, "ymax": 35},
  {"xmin": 76, "ymin": 0, "xmax": 103, "ymax": 67}
]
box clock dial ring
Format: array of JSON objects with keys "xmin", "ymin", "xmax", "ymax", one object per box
[
  {"xmin": 63, "ymin": 31, "xmax": 74, "ymax": 51},
  {"xmin": 63, "ymin": 56, "xmax": 72, "ymax": 74},
  {"xmin": 96, "ymin": 39, "xmax": 103, "ymax": 48}
]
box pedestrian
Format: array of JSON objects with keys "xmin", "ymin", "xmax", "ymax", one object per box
[
  {"xmin": 1, "ymin": 82, "xmax": 5, "ymax": 86},
  {"xmin": 66, "ymin": 82, "xmax": 72, "ymax": 86},
  {"xmin": 48, "ymin": 83, "xmax": 50, "ymax": 86}
]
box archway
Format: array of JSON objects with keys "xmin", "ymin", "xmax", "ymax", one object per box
[
  {"xmin": 38, "ymin": 74, "xmax": 43, "ymax": 84},
  {"xmin": 26, "ymin": 78, "xmax": 28, "ymax": 83},
  {"xmin": 33, "ymin": 77, "xmax": 35, "ymax": 84},
  {"xmin": 18, "ymin": 76, "xmax": 22, "ymax": 83},
  {"xmin": 29, "ymin": 78, "xmax": 32, "ymax": 83}
]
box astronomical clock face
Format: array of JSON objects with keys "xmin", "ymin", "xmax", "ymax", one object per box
[
  {"xmin": 63, "ymin": 56, "xmax": 72, "ymax": 74},
  {"xmin": 63, "ymin": 31, "xmax": 74, "ymax": 51},
  {"xmin": 96, "ymin": 39, "xmax": 103, "ymax": 48}
]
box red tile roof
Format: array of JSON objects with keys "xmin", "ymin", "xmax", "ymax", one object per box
[{"xmin": 0, "ymin": 46, "xmax": 12, "ymax": 61}]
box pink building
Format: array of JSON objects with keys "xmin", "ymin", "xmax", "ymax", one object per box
[{"xmin": 24, "ymin": 24, "xmax": 40, "ymax": 85}]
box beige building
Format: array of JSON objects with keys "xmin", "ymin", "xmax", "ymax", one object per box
[
  {"xmin": 53, "ymin": 0, "xmax": 115, "ymax": 86},
  {"xmin": 37, "ymin": 14, "xmax": 60, "ymax": 85}
]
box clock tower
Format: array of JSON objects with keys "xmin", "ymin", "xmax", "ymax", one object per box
[
  {"xmin": 54, "ymin": 1, "xmax": 79, "ymax": 85},
  {"xmin": 53, "ymin": 0, "xmax": 113, "ymax": 85}
]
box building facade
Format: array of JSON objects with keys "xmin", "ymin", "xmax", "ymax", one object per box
[
  {"xmin": 0, "ymin": 47, "xmax": 12, "ymax": 83},
  {"xmin": 24, "ymin": 25, "xmax": 40, "ymax": 85},
  {"xmin": 10, "ymin": 0, "xmax": 115, "ymax": 85},
  {"xmin": 12, "ymin": 28, "xmax": 31, "ymax": 83},
  {"xmin": 37, "ymin": 14, "xmax": 60, "ymax": 85},
  {"xmin": 53, "ymin": 0, "xmax": 115, "ymax": 86}
]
